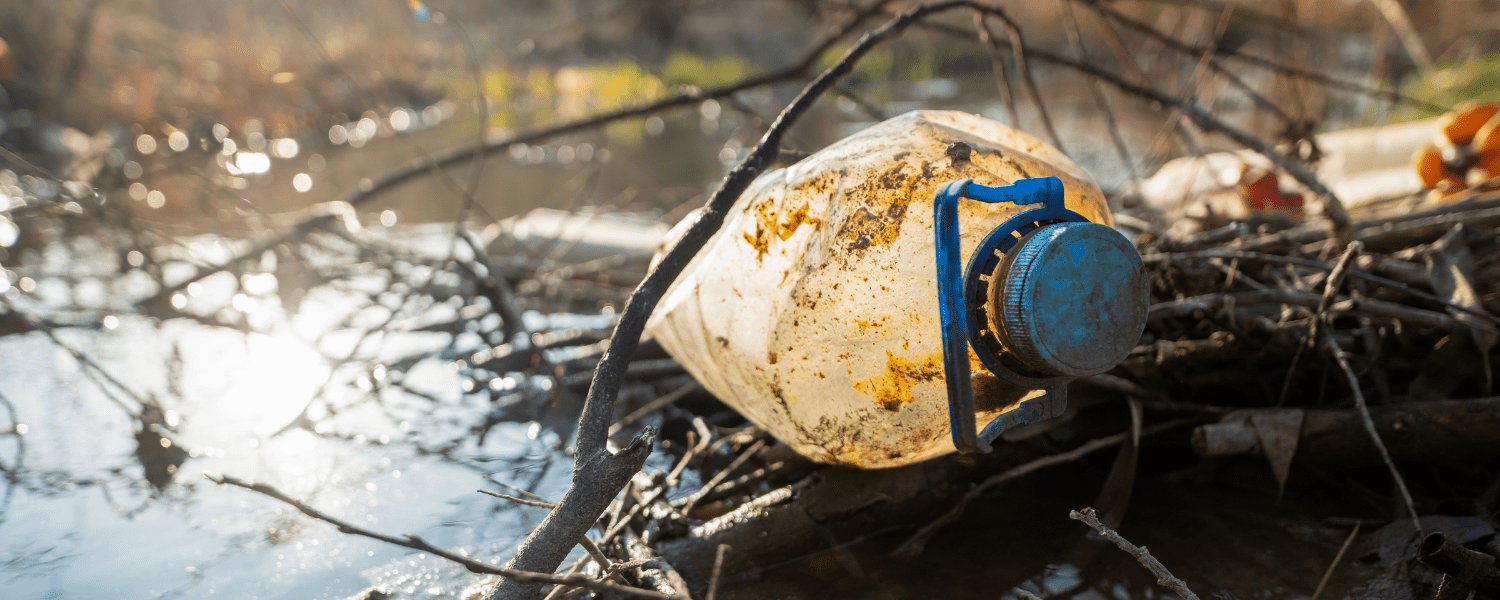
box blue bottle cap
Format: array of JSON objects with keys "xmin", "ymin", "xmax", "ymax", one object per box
[{"xmin": 989, "ymin": 222, "xmax": 1149, "ymax": 378}]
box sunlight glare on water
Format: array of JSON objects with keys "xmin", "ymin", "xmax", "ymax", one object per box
[
  {"xmin": 216, "ymin": 329, "xmax": 331, "ymax": 437},
  {"xmin": 230, "ymin": 152, "xmax": 272, "ymax": 175}
]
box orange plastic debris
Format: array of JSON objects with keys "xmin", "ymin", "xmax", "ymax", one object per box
[
  {"xmin": 1437, "ymin": 100, "xmax": 1500, "ymax": 145},
  {"xmin": 1237, "ymin": 168, "xmax": 1304, "ymax": 218},
  {"xmin": 1474, "ymin": 112, "xmax": 1500, "ymax": 155},
  {"xmin": 1413, "ymin": 141, "xmax": 1462, "ymax": 188},
  {"xmin": 1467, "ymin": 151, "xmax": 1500, "ymax": 187}
]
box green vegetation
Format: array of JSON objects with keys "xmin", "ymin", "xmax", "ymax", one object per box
[{"xmin": 1399, "ymin": 51, "xmax": 1500, "ymax": 119}]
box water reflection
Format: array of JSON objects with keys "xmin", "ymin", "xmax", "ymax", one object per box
[{"xmin": 0, "ymin": 227, "xmax": 596, "ymax": 598}]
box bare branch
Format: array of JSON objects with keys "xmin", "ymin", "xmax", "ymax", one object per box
[
  {"xmin": 893, "ymin": 419, "xmax": 1193, "ymax": 556},
  {"xmin": 682, "ymin": 439, "xmax": 766, "ymax": 516},
  {"xmin": 479, "ymin": 490, "xmax": 558, "ymax": 509},
  {"xmin": 1148, "ymin": 290, "xmax": 1456, "ymax": 330},
  {"xmin": 1077, "ymin": 0, "xmax": 1442, "ymax": 112},
  {"xmin": 1310, "ymin": 523, "xmax": 1360, "ymax": 600},
  {"xmin": 1325, "ymin": 336, "xmax": 1423, "ymax": 536},
  {"xmin": 972, "ymin": 13, "xmax": 1018, "ymax": 127},
  {"xmin": 706, "ymin": 544, "xmax": 731, "ymax": 600},
  {"xmin": 205, "ymin": 473, "xmax": 682, "ymax": 600},
  {"xmin": 1070, "ymin": 507, "xmax": 1202, "ymax": 600},
  {"xmin": 1057, "ymin": 0, "xmax": 1141, "ymax": 181}
]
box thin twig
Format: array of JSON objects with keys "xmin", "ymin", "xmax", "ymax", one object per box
[
  {"xmin": 1057, "ymin": 0, "xmax": 1140, "ymax": 181},
  {"xmin": 1082, "ymin": 0, "xmax": 1296, "ymax": 128},
  {"xmin": 706, "ymin": 544, "xmax": 731, "ymax": 600},
  {"xmin": 1076, "ymin": 0, "xmax": 1440, "ymax": 111},
  {"xmin": 682, "ymin": 439, "xmax": 767, "ymax": 516},
  {"xmin": 1310, "ymin": 242, "xmax": 1364, "ymax": 348},
  {"xmin": 488, "ymin": 479, "xmax": 557, "ymax": 505},
  {"xmin": 479, "ymin": 489, "xmax": 558, "ymax": 509},
  {"xmin": 205, "ymin": 474, "xmax": 682, "ymax": 600},
  {"xmin": 1279, "ymin": 241, "xmax": 1363, "ymax": 405},
  {"xmin": 576, "ymin": 537, "xmax": 622, "ymax": 583},
  {"xmin": 990, "ymin": 12, "xmax": 1067, "ymax": 154},
  {"xmin": 1141, "ymin": 249, "xmax": 1500, "ymax": 326},
  {"xmin": 1070, "ymin": 507, "xmax": 1202, "ymax": 600},
  {"xmin": 1310, "ymin": 523, "xmax": 1360, "ymax": 600},
  {"xmin": 973, "ymin": 12, "xmax": 1018, "ymax": 127},
  {"xmin": 1325, "ymin": 336, "xmax": 1423, "ymax": 536},
  {"xmin": 605, "ymin": 559, "xmax": 654, "ymax": 575},
  {"xmin": 893, "ymin": 419, "xmax": 1193, "ymax": 556},
  {"xmin": 831, "ymin": 86, "xmax": 889, "ymax": 121},
  {"xmin": 1149, "ymin": 290, "xmax": 1455, "ymax": 330},
  {"xmin": 610, "ymin": 382, "xmax": 701, "ymax": 437}
]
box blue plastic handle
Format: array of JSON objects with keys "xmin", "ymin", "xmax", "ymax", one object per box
[{"xmin": 933, "ymin": 176, "xmax": 1087, "ymax": 454}]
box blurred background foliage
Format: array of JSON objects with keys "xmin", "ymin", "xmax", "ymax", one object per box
[{"xmin": 1, "ymin": 0, "xmax": 1494, "ymax": 238}]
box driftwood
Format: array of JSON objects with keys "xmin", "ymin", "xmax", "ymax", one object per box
[
  {"xmin": 1418, "ymin": 532, "xmax": 1500, "ymax": 600},
  {"xmin": 1191, "ymin": 398, "xmax": 1500, "ymax": 466},
  {"xmin": 656, "ymin": 464, "xmax": 942, "ymax": 588}
]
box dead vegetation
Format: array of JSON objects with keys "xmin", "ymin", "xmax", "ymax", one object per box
[{"xmin": 3, "ymin": 1, "xmax": 1500, "ymax": 600}]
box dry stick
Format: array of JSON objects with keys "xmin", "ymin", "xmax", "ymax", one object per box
[
  {"xmin": 1149, "ymin": 289, "xmax": 1455, "ymax": 330},
  {"xmin": 279, "ymin": 0, "xmax": 504, "ymax": 241},
  {"xmin": 539, "ymin": 560, "xmax": 589, "ymax": 600},
  {"xmin": 1310, "ymin": 522, "xmax": 1360, "ymax": 600},
  {"xmin": 622, "ymin": 530, "xmax": 691, "ymax": 597},
  {"xmin": 30, "ymin": 326, "xmax": 142, "ymax": 417},
  {"xmin": 479, "ymin": 490, "xmax": 558, "ymax": 509},
  {"xmin": 1368, "ymin": 0, "xmax": 1435, "ymax": 73},
  {"xmin": 972, "ymin": 13, "xmax": 1019, "ymax": 128},
  {"xmin": 1094, "ymin": 12, "xmax": 1197, "ymax": 167},
  {"xmin": 1309, "ymin": 242, "xmax": 1364, "ymax": 349},
  {"xmin": 706, "ymin": 544, "xmax": 731, "ymax": 600},
  {"xmin": 1325, "ymin": 336, "xmax": 1423, "ymax": 538},
  {"xmin": 682, "ymin": 439, "xmax": 767, "ymax": 516},
  {"xmin": 1083, "ymin": 0, "xmax": 1296, "ymax": 128},
  {"xmin": 1070, "ymin": 507, "xmax": 1202, "ymax": 600},
  {"xmin": 1057, "ymin": 0, "xmax": 1141, "ymax": 181},
  {"xmin": 1279, "ymin": 241, "xmax": 1363, "ymax": 405},
  {"xmin": 992, "ymin": 13, "xmax": 1067, "ymax": 155},
  {"xmin": 831, "ymin": 86, "xmax": 889, "ymax": 121},
  {"xmin": 609, "ymin": 382, "xmax": 701, "ymax": 437},
  {"xmin": 1141, "ymin": 250, "xmax": 1500, "ymax": 326},
  {"xmin": 1077, "ymin": 0, "xmax": 1441, "ymax": 112},
  {"xmin": 205, "ymin": 474, "xmax": 682, "ymax": 600},
  {"xmin": 281, "ymin": 0, "xmax": 506, "ymax": 229},
  {"xmin": 892, "ymin": 418, "xmax": 1193, "ymax": 556},
  {"xmin": 1130, "ymin": 0, "xmax": 1308, "ymax": 32},
  {"xmin": 1094, "ymin": 13, "xmax": 1149, "ymax": 86},
  {"xmin": 576, "ymin": 537, "xmax": 622, "ymax": 584},
  {"xmin": 693, "ymin": 461, "xmax": 794, "ymax": 505},
  {"xmin": 492, "ymin": 5, "xmax": 1001, "ymax": 599},
  {"xmin": 490, "ymin": 480, "xmax": 557, "ymax": 505},
  {"xmin": 1143, "ymin": 5, "xmax": 1234, "ymax": 176},
  {"xmin": 665, "ymin": 418, "xmax": 713, "ymax": 488}
]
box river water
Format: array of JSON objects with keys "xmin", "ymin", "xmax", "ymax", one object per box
[{"xmin": 0, "ymin": 224, "xmax": 684, "ymax": 600}]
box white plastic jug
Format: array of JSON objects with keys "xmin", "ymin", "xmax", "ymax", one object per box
[{"xmin": 647, "ymin": 110, "xmax": 1148, "ymax": 468}]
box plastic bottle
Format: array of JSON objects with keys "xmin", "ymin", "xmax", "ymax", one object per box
[{"xmin": 647, "ymin": 110, "xmax": 1149, "ymax": 468}]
